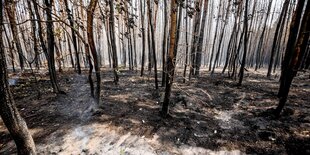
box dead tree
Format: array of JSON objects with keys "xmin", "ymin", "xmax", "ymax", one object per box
[
  {"xmin": 140, "ymin": 0, "xmax": 146, "ymax": 77},
  {"xmin": 44, "ymin": 0, "xmax": 63, "ymax": 93},
  {"xmin": 162, "ymin": 0, "xmax": 178, "ymax": 117},
  {"xmin": 64, "ymin": 0, "xmax": 81, "ymax": 74},
  {"xmin": 108, "ymin": 0, "xmax": 119, "ymax": 84},
  {"xmin": 267, "ymin": 0, "xmax": 290, "ymax": 78},
  {"xmin": 87, "ymin": 0, "xmax": 101, "ymax": 103},
  {"xmin": 275, "ymin": 0, "xmax": 309, "ymax": 116},
  {"xmin": 161, "ymin": 0, "xmax": 168, "ymax": 86},
  {"xmin": 0, "ymin": 2, "xmax": 36, "ymax": 153},
  {"xmin": 195, "ymin": 0, "xmax": 209, "ymax": 76},
  {"xmin": 182, "ymin": 0, "xmax": 189, "ymax": 83},
  {"xmin": 238, "ymin": 0, "xmax": 248, "ymax": 85},
  {"xmin": 147, "ymin": 0, "xmax": 159, "ymax": 90},
  {"xmin": 189, "ymin": 0, "xmax": 202, "ymax": 78},
  {"xmin": 5, "ymin": 0, "xmax": 25, "ymax": 70}
]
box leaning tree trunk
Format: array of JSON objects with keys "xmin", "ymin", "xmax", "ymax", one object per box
[
  {"xmin": 255, "ymin": 0, "xmax": 273, "ymax": 71},
  {"xmin": 87, "ymin": 0, "xmax": 101, "ymax": 103},
  {"xmin": 275, "ymin": 0, "xmax": 309, "ymax": 116},
  {"xmin": 162, "ymin": 0, "xmax": 178, "ymax": 117},
  {"xmin": 211, "ymin": 0, "xmax": 230, "ymax": 74},
  {"xmin": 208, "ymin": 1, "xmax": 221, "ymax": 72},
  {"xmin": 222, "ymin": 16, "xmax": 238, "ymax": 74},
  {"xmin": 0, "ymin": 2, "xmax": 36, "ymax": 153},
  {"xmin": 267, "ymin": 0, "xmax": 289, "ymax": 77}
]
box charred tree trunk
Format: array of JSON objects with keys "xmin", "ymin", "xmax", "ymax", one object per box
[
  {"xmin": 189, "ymin": 0, "xmax": 202, "ymax": 78},
  {"xmin": 162, "ymin": 0, "xmax": 178, "ymax": 117},
  {"xmin": 0, "ymin": 2, "xmax": 36, "ymax": 153},
  {"xmin": 275, "ymin": 0, "xmax": 309, "ymax": 116},
  {"xmin": 109, "ymin": 0, "xmax": 119, "ymax": 84},
  {"xmin": 147, "ymin": 0, "xmax": 159, "ymax": 90},
  {"xmin": 44, "ymin": 0, "xmax": 62, "ymax": 93},
  {"xmin": 183, "ymin": 0, "xmax": 189, "ymax": 83},
  {"xmin": 161, "ymin": 0, "xmax": 168, "ymax": 86},
  {"xmin": 237, "ymin": 0, "xmax": 248, "ymax": 85},
  {"xmin": 208, "ymin": 1, "xmax": 221, "ymax": 72},
  {"xmin": 195, "ymin": 0, "xmax": 209, "ymax": 76},
  {"xmin": 5, "ymin": 0, "xmax": 24, "ymax": 70},
  {"xmin": 147, "ymin": 21, "xmax": 152, "ymax": 72},
  {"xmin": 267, "ymin": 0, "xmax": 289, "ymax": 77},
  {"xmin": 140, "ymin": 0, "xmax": 146, "ymax": 76},
  {"xmin": 255, "ymin": 0, "xmax": 273, "ymax": 71},
  {"xmin": 26, "ymin": 0, "xmax": 39, "ymax": 70},
  {"xmin": 212, "ymin": 1, "xmax": 231, "ymax": 74},
  {"xmin": 64, "ymin": 0, "xmax": 81, "ymax": 74},
  {"xmin": 32, "ymin": 0, "xmax": 56, "ymax": 91},
  {"xmin": 222, "ymin": 17, "xmax": 237, "ymax": 74},
  {"xmin": 87, "ymin": 0, "xmax": 101, "ymax": 103}
]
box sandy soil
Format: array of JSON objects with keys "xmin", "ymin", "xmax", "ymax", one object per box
[{"xmin": 0, "ymin": 68, "xmax": 309, "ymax": 155}]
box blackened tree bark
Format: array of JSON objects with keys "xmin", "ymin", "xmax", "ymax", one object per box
[
  {"xmin": 222, "ymin": 16, "xmax": 237, "ymax": 74},
  {"xmin": 5, "ymin": 0, "xmax": 24, "ymax": 70},
  {"xmin": 0, "ymin": 2, "xmax": 36, "ymax": 153},
  {"xmin": 87, "ymin": 0, "xmax": 101, "ymax": 103},
  {"xmin": 162, "ymin": 0, "xmax": 178, "ymax": 117},
  {"xmin": 195, "ymin": 0, "xmax": 209, "ymax": 76},
  {"xmin": 189, "ymin": 0, "xmax": 202, "ymax": 78},
  {"xmin": 182, "ymin": 0, "xmax": 189, "ymax": 83},
  {"xmin": 212, "ymin": 0, "xmax": 230, "ymax": 74},
  {"xmin": 131, "ymin": 4, "xmax": 138, "ymax": 70},
  {"xmin": 31, "ymin": 0, "xmax": 58, "ymax": 92},
  {"xmin": 237, "ymin": 0, "xmax": 248, "ymax": 85},
  {"xmin": 208, "ymin": 1, "xmax": 221, "ymax": 72},
  {"xmin": 267, "ymin": 0, "xmax": 289, "ymax": 78},
  {"xmin": 124, "ymin": 2, "xmax": 134, "ymax": 71},
  {"xmin": 44, "ymin": 0, "xmax": 62, "ymax": 93},
  {"xmin": 64, "ymin": 0, "xmax": 81, "ymax": 74},
  {"xmin": 109, "ymin": 0, "xmax": 119, "ymax": 84},
  {"xmin": 26, "ymin": 0, "xmax": 39, "ymax": 70},
  {"xmin": 147, "ymin": 0, "xmax": 159, "ymax": 90},
  {"xmin": 161, "ymin": 0, "xmax": 168, "ymax": 86},
  {"xmin": 255, "ymin": 0, "xmax": 272, "ymax": 71},
  {"xmin": 140, "ymin": 0, "xmax": 146, "ymax": 76},
  {"xmin": 275, "ymin": 0, "xmax": 309, "ymax": 116}
]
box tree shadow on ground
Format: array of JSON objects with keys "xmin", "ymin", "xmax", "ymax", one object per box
[
  {"xmin": 0, "ymin": 72, "xmax": 94, "ymax": 154},
  {"xmin": 0, "ymin": 69, "xmax": 309, "ymax": 154}
]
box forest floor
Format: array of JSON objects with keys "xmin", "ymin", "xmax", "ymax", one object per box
[{"xmin": 0, "ymin": 68, "xmax": 309, "ymax": 155}]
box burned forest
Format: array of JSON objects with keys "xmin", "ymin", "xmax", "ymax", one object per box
[{"xmin": 0, "ymin": 0, "xmax": 309, "ymax": 154}]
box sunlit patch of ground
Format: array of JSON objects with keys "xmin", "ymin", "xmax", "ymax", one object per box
[{"xmin": 0, "ymin": 68, "xmax": 309, "ymax": 154}]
